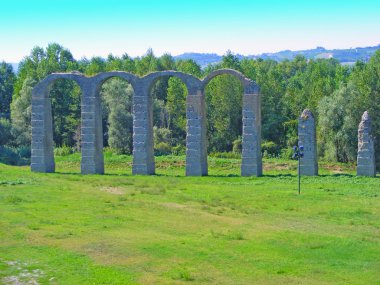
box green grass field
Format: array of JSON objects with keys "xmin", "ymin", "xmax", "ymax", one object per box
[{"xmin": 1, "ymin": 153, "xmax": 379, "ymax": 284}]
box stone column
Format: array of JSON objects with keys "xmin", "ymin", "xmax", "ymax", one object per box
[
  {"xmin": 186, "ymin": 90, "xmax": 208, "ymax": 176},
  {"xmin": 241, "ymin": 84, "xmax": 262, "ymax": 176},
  {"xmin": 298, "ymin": 109, "xmax": 318, "ymax": 176},
  {"xmin": 357, "ymin": 111, "xmax": 376, "ymax": 176},
  {"xmin": 80, "ymin": 82, "xmax": 104, "ymax": 174},
  {"xmin": 132, "ymin": 83, "xmax": 155, "ymax": 175},
  {"xmin": 31, "ymin": 85, "xmax": 55, "ymax": 172}
]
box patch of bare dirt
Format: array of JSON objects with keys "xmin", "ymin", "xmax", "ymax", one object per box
[{"xmin": 99, "ymin": 186, "xmax": 125, "ymax": 195}]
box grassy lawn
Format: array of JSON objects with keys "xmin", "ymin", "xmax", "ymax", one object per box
[{"xmin": 0, "ymin": 153, "xmax": 379, "ymax": 284}]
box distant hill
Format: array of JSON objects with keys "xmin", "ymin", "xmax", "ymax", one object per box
[
  {"xmin": 8, "ymin": 45, "xmax": 380, "ymax": 73},
  {"xmin": 174, "ymin": 45, "xmax": 380, "ymax": 67}
]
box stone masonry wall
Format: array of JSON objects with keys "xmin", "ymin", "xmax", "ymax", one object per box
[
  {"xmin": 298, "ymin": 109, "xmax": 318, "ymax": 176},
  {"xmin": 357, "ymin": 111, "xmax": 376, "ymax": 176}
]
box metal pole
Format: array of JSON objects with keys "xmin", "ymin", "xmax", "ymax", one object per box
[{"xmin": 298, "ymin": 156, "xmax": 301, "ymax": 195}]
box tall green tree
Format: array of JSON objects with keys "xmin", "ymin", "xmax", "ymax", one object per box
[
  {"xmin": 205, "ymin": 74, "xmax": 243, "ymax": 152},
  {"xmin": 318, "ymin": 83, "xmax": 360, "ymax": 162},
  {"xmin": 10, "ymin": 77, "xmax": 36, "ymax": 146},
  {"xmin": 12, "ymin": 43, "xmax": 81, "ymax": 147},
  {"xmin": 101, "ymin": 78, "xmax": 134, "ymax": 154},
  {"xmin": 166, "ymin": 77, "xmax": 187, "ymax": 143},
  {"xmin": 0, "ymin": 62, "xmax": 16, "ymax": 119}
]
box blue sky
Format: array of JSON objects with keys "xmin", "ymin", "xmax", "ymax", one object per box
[{"xmin": 1, "ymin": 0, "xmax": 379, "ymax": 62}]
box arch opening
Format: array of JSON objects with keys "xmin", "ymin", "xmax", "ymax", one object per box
[
  {"xmin": 204, "ymin": 74, "xmax": 243, "ymax": 175},
  {"xmin": 147, "ymin": 74, "xmax": 190, "ymax": 175},
  {"xmin": 202, "ymin": 69, "xmax": 262, "ymax": 176},
  {"xmin": 98, "ymin": 76, "xmax": 135, "ymax": 174}
]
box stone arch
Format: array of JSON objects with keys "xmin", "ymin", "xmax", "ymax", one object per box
[
  {"xmin": 31, "ymin": 69, "xmax": 260, "ymax": 177},
  {"xmin": 88, "ymin": 72, "xmax": 139, "ymax": 174},
  {"xmin": 201, "ymin": 69, "xmax": 253, "ymax": 91},
  {"xmin": 201, "ymin": 69, "xmax": 262, "ymax": 176},
  {"xmin": 143, "ymin": 71, "xmax": 202, "ymax": 94},
  {"xmin": 140, "ymin": 71, "xmax": 207, "ymax": 175},
  {"xmin": 31, "ymin": 73, "xmax": 86, "ymax": 173},
  {"xmin": 92, "ymin": 71, "xmax": 139, "ymax": 92}
]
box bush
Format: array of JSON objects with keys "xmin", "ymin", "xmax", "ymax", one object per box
[
  {"xmin": 155, "ymin": 142, "xmax": 172, "ymax": 156},
  {"xmin": 209, "ymin": 152, "xmax": 241, "ymax": 159},
  {"xmin": 17, "ymin": 146, "xmax": 31, "ymax": 158},
  {"xmin": 54, "ymin": 145, "xmax": 74, "ymax": 156},
  {"xmin": 154, "ymin": 127, "xmax": 172, "ymax": 146},
  {"xmin": 0, "ymin": 118, "xmax": 12, "ymax": 145},
  {"xmin": 172, "ymin": 144, "xmax": 185, "ymax": 155},
  {"xmin": 280, "ymin": 147, "xmax": 294, "ymax": 159},
  {"xmin": 0, "ymin": 146, "xmax": 30, "ymax": 165},
  {"xmin": 261, "ymin": 141, "xmax": 280, "ymax": 158},
  {"xmin": 232, "ymin": 137, "xmax": 242, "ymax": 154}
]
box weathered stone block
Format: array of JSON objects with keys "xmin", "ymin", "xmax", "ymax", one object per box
[
  {"xmin": 357, "ymin": 111, "xmax": 376, "ymax": 176},
  {"xmin": 298, "ymin": 109, "xmax": 318, "ymax": 176}
]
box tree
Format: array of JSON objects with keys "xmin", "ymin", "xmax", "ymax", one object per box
[
  {"xmin": 135, "ymin": 48, "xmax": 159, "ymax": 76},
  {"xmin": 101, "ymin": 78, "xmax": 134, "ymax": 154},
  {"xmin": 176, "ymin": 59, "xmax": 202, "ymax": 77},
  {"xmin": 205, "ymin": 75, "xmax": 243, "ymax": 152},
  {"xmin": 0, "ymin": 118, "xmax": 12, "ymax": 145},
  {"xmin": 350, "ymin": 50, "xmax": 380, "ymax": 167},
  {"xmin": 10, "ymin": 77, "xmax": 36, "ymax": 146},
  {"xmin": 85, "ymin": 57, "xmax": 106, "ymax": 75},
  {"xmin": 166, "ymin": 77, "xmax": 187, "ymax": 143},
  {"xmin": 221, "ymin": 51, "xmax": 241, "ymax": 71},
  {"xmin": 50, "ymin": 79, "xmax": 81, "ymax": 147},
  {"xmin": 0, "ymin": 62, "xmax": 16, "ymax": 119},
  {"xmin": 317, "ymin": 83, "xmax": 360, "ymax": 162},
  {"xmin": 12, "ymin": 43, "xmax": 81, "ymax": 147}
]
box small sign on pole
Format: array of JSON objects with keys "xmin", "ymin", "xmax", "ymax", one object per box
[{"xmin": 292, "ymin": 145, "xmax": 304, "ymax": 195}]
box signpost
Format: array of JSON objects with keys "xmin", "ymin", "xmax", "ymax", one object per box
[{"xmin": 292, "ymin": 145, "xmax": 304, "ymax": 195}]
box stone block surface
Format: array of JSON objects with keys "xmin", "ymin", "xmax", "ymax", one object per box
[
  {"xmin": 298, "ymin": 109, "xmax": 318, "ymax": 176},
  {"xmin": 357, "ymin": 111, "xmax": 376, "ymax": 176}
]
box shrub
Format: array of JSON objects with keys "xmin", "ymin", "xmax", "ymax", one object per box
[
  {"xmin": 232, "ymin": 137, "xmax": 242, "ymax": 153},
  {"xmin": 209, "ymin": 152, "xmax": 240, "ymax": 159},
  {"xmin": 17, "ymin": 146, "xmax": 31, "ymax": 158},
  {"xmin": 154, "ymin": 127, "xmax": 172, "ymax": 146},
  {"xmin": 0, "ymin": 146, "xmax": 30, "ymax": 165},
  {"xmin": 172, "ymin": 144, "xmax": 185, "ymax": 155},
  {"xmin": 54, "ymin": 145, "xmax": 74, "ymax": 156},
  {"xmin": 280, "ymin": 147, "xmax": 294, "ymax": 159},
  {"xmin": 155, "ymin": 142, "xmax": 172, "ymax": 156},
  {"xmin": 261, "ymin": 141, "xmax": 280, "ymax": 158},
  {"xmin": 0, "ymin": 118, "xmax": 12, "ymax": 145}
]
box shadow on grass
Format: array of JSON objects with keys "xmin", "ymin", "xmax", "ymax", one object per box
[{"xmin": 41, "ymin": 170, "xmax": 380, "ymax": 179}]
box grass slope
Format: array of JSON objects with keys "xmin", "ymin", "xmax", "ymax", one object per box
[{"xmin": 0, "ymin": 153, "xmax": 379, "ymax": 284}]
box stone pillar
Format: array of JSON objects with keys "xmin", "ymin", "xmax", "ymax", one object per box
[
  {"xmin": 31, "ymin": 85, "xmax": 55, "ymax": 172},
  {"xmin": 80, "ymin": 82, "xmax": 104, "ymax": 174},
  {"xmin": 298, "ymin": 109, "xmax": 318, "ymax": 176},
  {"xmin": 186, "ymin": 90, "xmax": 208, "ymax": 176},
  {"xmin": 132, "ymin": 83, "xmax": 155, "ymax": 175},
  {"xmin": 241, "ymin": 85, "xmax": 262, "ymax": 176},
  {"xmin": 357, "ymin": 111, "xmax": 376, "ymax": 176}
]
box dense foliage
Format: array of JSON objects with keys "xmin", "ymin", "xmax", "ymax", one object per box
[{"xmin": 0, "ymin": 44, "xmax": 379, "ymax": 167}]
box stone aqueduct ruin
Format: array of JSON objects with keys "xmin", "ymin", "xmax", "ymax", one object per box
[
  {"xmin": 31, "ymin": 69, "xmax": 262, "ymax": 176},
  {"xmin": 31, "ymin": 69, "xmax": 376, "ymax": 177}
]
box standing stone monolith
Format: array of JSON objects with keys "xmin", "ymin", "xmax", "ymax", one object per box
[
  {"xmin": 357, "ymin": 111, "xmax": 376, "ymax": 176},
  {"xmin": 298, "ymin": 109, "xmax": 318, "ymax": 176}
]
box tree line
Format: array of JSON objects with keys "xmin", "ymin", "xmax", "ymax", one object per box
[{"xmin": 0, "ymin": 43, "xmax": 379, "ymax": 167}]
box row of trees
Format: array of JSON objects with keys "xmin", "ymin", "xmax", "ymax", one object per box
[{"xmin": 0, "ymin": 43, "xmax": 379, "ymax": 167}]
